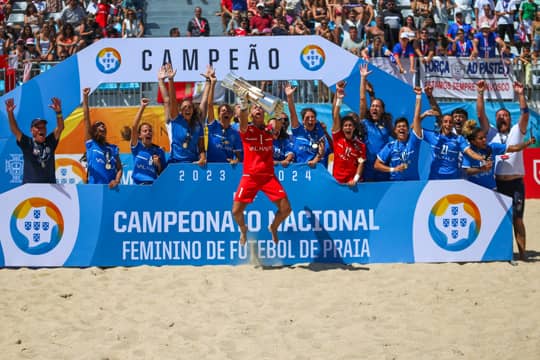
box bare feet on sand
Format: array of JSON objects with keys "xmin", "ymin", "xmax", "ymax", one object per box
[
  {"xmin": 239, "ymin": 225, "xmax": 248, "ymax": 246},
  {"xmin": 268, "ymin": 225, "xmax": 279, "ymax": 244}
]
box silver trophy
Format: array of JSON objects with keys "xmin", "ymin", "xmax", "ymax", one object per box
[{"xmin": 221, "ymin": 73, "xmax": 283, "ymax": 115}]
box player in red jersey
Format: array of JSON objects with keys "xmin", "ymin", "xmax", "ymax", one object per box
[
  {"xmin": 232, "ymin": 94, "xmax": 292, "ymax": 246},
  {"xmin": 331, "ymin": 81, "xmax": 367, "ymax": 185}
]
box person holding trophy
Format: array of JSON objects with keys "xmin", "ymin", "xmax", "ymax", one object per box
[
  {"xmin": 225, "ymin": 73, "xmax": 292, "ymax": 246},
  {"xmin": 374, "ymin": 86, "xmax": 425, "ymax": 181}
]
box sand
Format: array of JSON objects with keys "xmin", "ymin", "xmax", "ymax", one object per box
[{"xmin": 1, "ymin": 200, "xmax": 539, "ymax": 360}]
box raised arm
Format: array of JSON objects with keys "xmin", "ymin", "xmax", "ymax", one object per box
[
  {"xmin": 238, "ymin": 90, "xmax": 249, "ymax": 133},
  {"xmin": 130, "ymin": 97, "xmax": 150, "ymax": 147},
  {"xmin": 332, "ymin": 81, "xmax": 345, "ymax": 133},
  {"xmin": 157, "ymin": 64, "xmax": 170, "ymax": 122},
  {"xmin": 359, "ymin": 63, "xmax": 371, "ymax": 119},
  {"xmin": 198, "ymin": 64, "xmax": 215, "ymax": 122},
  {"xmin": 285, "ymin": 83, "xmax": 299, "ymax": 129},
  {"xmin": 506, "ymin": 137, "xmax": 536, "ymax": 153},
  {"xmin": 82, "ymin": 87, "xmax": 92, "ymax": 141},
  {"xmin": 475, "ymin": 80, "xmax": 491, "ymax": 133},
  {"xmin": 412, "ymin": 86, "xmax": 423, "ymax": 137},
  {"xmin": 49, "ymin": 97, "xmax": 64, "ymax": 140},
  {"xmin": 424, "ymin": 85, "xmax": 442, "ymax": 124},
  {"xmin": 5, "ymin": 98, "xmax": 22, "ymax": 142},
  {"xmin": 167, "ymin": 65, "xmax": 179, "ymax": 120},
  {"xmin": 206, "ymin": 66, "xmax": 218, "ymax": 124},
  {"xmin": 514, "ymin": 81, "xmax": 529, "ymax": 134}
]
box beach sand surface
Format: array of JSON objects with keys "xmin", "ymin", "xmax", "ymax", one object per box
[{"xmin": 1, "ymin": 200, "xmax": 539, "ymax": 360}]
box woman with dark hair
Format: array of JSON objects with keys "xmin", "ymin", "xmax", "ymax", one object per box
[
  {"xmin": 82, "ymin": 87, "xmax": 122, "ymax": 187},
  {"xmin": 205, "ymin": 68, "xmax": 243, "ymax": 164},
  {"xmin": 18, "ymin": 24, "xmax": 35, "ymax": 43},
  {"xmin": 130, "ymin": 97, "xmax": 167, "ymax": 185},
  {"xmin": 375, "ymin": 87, "xmax": 426, "ymax": 181},
  {"xmin": 331, "ymin": 81, "xmax": 366, "ymax": 186},
  {"xmin": 359, "ymin": 63, "xmax": 392, "ymax": 181},
  {"xmin": 24, "ymin": 3, "xmax": 42, "ymax": 34},
  {"xmin": 461, "ymin": 119, "xmax": 535, "ymax": 190},
  {"xmin": 286, "ymin": 83, "xmax": 326, "ymax": 168},
  {"xmin": 36, "ymin": 22, "xmax": 56, "ymax": 61},
  {"xmin": 270, "ymin": 113, "xmax": 295, "ymax": 167},
  {"xmin": 56, "ymin": 23, "xmax": 79, "ymax": 59}
]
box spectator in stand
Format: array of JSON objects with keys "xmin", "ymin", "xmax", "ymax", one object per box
[
  {"xmin": 289, "ymin": 17, "xmax": 311, "ymax": 35},
  {"xmin": 361, "ymin": 35, "xmax": 393, "ymax": 59},
  {"xmin": 412, "ymin": 0, "xmax": 433, "ymax": 29},
  {"xmin": 46, "ymin": 0, "xmax": 63, "ymax": 13},
  {"xmin": 414, "ymin": 28, "xmax": 435, "ymax": 64},
  {"xmin": 472, "ymin": 22, "xmax": 506, "ymax": 58},
  {"xmin": 432, "ymin": 0, "xmax": 453, "ymax": 36},
  {"xmin": 400, "ymin": 15, "xmax": 418, "ymax": 41},
  {"xmin": 354, "ymin": 0, "xmax": 374, "ymax": 30},
  {"xmin": 86, "ymin": 0, "xmax": 98, "ymax": 15},
  {"xmin": 447, "ymin": 9, "xmax": 473, "ymax": 39},
  {"xmin": 331, "ymin": 81, "xmax": 367, "ymax": 186},
  {"xmin": 477, "ymin": 3, "xmax": 498, "ymax": 32},
  {"xmin": 283, "ymin": 0, "xmax": 303, "ymax": 26},
  {"xmin": 365, "ymin": 15, "xmax": 387, "ymax": 44},
  {"xmin": 382, "ymin": 0, "xmax": 403, "ymax": 49},
  {"xmin": 33, "ymin": 1, "xmax": 47, "ymax": 16},
  {"xmin": 393, "ymin": 32, "xmax": 416, "ymax": 73},
  {"xmin": 169, "ymin": 27, "xmax": 181, "ymax": 37},
  {"xmin": 56, "ymin": 23, "xmax": 79, "ymax": 59},
  {"xmin": 0, "ymin": 1, "xmax": 12, "ymax": 22},
  {"xmin": 25, "ymin": 38, "xmax": 41, "ymax": 61},
  {"xmin": 359, "ymin": 63, "xmax": 392, "ymax": 181},
  {"xmin": 341, "ymin": 26, "xmax": 364, "ymax": 55},
  {"xmin": 474, "ymin": 0, "xmax": 495, "ymax": 24},
  {"xmin": 311, "ymin": 0, "xmax": 328, "ymax": 25},
  {"xmin": 434, "ymin": 33, "xmax": 449, "ymax": 55},
  {"xmin": 19, "ymin": 24, "xmax": 35, "ymax": 43},
  {"xmin": 187, "ymin": 6, "xmax": 210, "ymax": 37},
  {"xmin": 218, "ymin": 0, "xmax": 234, "ymax": 34},
  {"xmin": 533, "ymin": 11, "xmax": 540, "ymax": 57},
  {"xmin": 420, "ymin": 16, "xmax": 438, "ymax": 40},
  {"xmin": 5, "ymin": 97, "xmax": 64, "ymax": 184},
  {"xmin": 79, "ymin": 15, "xmax": 99, "ymax": 49},
  {"xmin": 286, "ymin": 84, "xmax": 326, "ymax": 168},
  {"xmin": 495, "ymin": 0, "xmax": 517, "ymax": 46},
  {"xmin": 272, "ymin": 16, "xmax": 290, "ymax": 35},
  {"xmin": 0, "ymin": 25, "xmax": 12, "ymax": 55},
  {"xmin": 122, "ymin": 8, "xmax": 144, "ymax": 37},
  {"xmin": 520, "ymin": 0, "xmax": 538, "ymax": 43},
  {"xmin": 250, "ymin": 2, "xmax": 273, "ymax": 33},
  {"xmin": 315, "ymin": 17, "xmax": 332, "ymax": 39},
  {"xmin": 232, "ymin": 0, "xmax": 248, "ymax": 15},
  {"xmin": 232, "ymin": 16, "xmax": 249, "ymax": 35},
  {"xmin": 341, "ymin": 8, "xmax": 363, "ymax": 39},
  {"xmin": 448, "ymin": 28, "xmax": 473, "ymax": 56},
  {"xmin": 24, "ymin": 3, "xmax": 43, "ymax": 34},
  {"xmin": 95, "ymin": 0, "xmax": 111, "ymax": 31},
  {"xmin": 375, "ymin": 87, "xmax": 425, "ymax": 181},
  {"xmin": 60, "ymin": 0, "xmax": 87, "ymax": 28},
  {"xmin": 37, "ymin": 22, "xmax": 56, "ymax": 60},
  {"xmin": 82, "ymin": 87, "xmax": 122, "ymax": 187},
  {"xmin": 453, "ymin": 0, "xmax": 473, "ymax": 24}
]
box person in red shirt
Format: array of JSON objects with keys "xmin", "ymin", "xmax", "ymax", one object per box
[
  {"xmin": 96, "ymin": 0, "xmax": 111, "ymax": 30},
  {"xmin": 331, "ymin": 81, "xmax": 366, "ymax": 186},
  {"xmin": 232, "ymin": 93, "xmax": 291, "ymax": 246}
]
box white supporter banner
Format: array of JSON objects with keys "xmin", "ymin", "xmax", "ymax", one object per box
[
  {"xmin": 420, "ymin": 57, "xmax": 514, "ymax": 100},
  {"xmin": 369, "ymin": 57, "xmax": 514, "ymax": 100}
]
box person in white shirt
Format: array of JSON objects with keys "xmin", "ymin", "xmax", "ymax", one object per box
[
  {"xmin": 495, "ymin": 0, "xmax": 517, "ymax": 44},
  {"xmin": 478, "ymin": 81, "xmax": 535, "ymax": 261}
]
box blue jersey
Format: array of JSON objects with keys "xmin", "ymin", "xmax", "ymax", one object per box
[
  {"xmin": 131, "ymin": 141, "xmax": 167, "ymax": 184},
  {"xmin": 273, "ymin": 136, "xmax": 295, "ymax": 161},
  {"xmin": 362, "ymin": 119, "xmax": 391, "ymax": 181},
  {"xmin": 206, "ymin": 121, "xmax": 243, "ymax": 162},
  {"xmin": 167, "ymin": 114, "xmax": 203, "ymax": 163},
  {"xmin": 474, "ymin": 32, "xmax": 499, "ymax": 58},
  {"xmin": 423, "ymin": 130, "xmax": 469, "ymax": 179},
  {"xmin": 86, "ymin": 139, "xmax": 119, "ymax": 184},
  {"xmin": 292, "ymin": 123, "xmax": 325, "ymax": 163},
  {"xmin": 376, "ymin": 130, "xmax": 422, "ymax": 181},
  {"xmin": 462, "ymin": 142, "xmax": 506, "ymax": 189}
]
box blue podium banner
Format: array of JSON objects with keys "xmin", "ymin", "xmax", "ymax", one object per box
[{"xmin": 0, "ymin": 164, "xmax": 513, "ymax": 267}]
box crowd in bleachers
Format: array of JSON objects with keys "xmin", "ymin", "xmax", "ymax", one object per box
[
  {"xmin": 0, "ymin": 0, "xmax": 146, "ymax": 68},
  {"xmin": 216, "ymin": 0, "xmax": 539, "ymax": 63}
]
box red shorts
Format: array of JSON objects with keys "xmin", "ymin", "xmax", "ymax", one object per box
[{"xmin": 233, "ymin": 174, "xmax": 287, "ymax": 203}]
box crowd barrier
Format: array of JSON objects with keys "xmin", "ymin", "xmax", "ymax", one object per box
[{"xmin": 0, "ymin": 164, "xmax": 513, "ymax": 267}]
